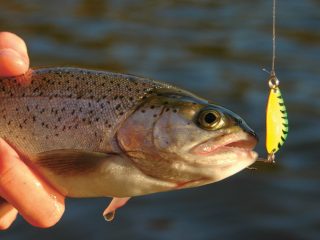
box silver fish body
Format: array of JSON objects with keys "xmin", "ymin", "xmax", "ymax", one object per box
[
  {"xmin": 0, "ymin": 68, "xmax": 174, "ymax": 154},
  {"xmin": 0, "ymin": 67, "xmax": 258, "ymax": 198}
]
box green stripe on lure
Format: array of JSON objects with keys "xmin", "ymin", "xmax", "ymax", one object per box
[{"xmin": 265, "ymin": 74, "xmax": 289, "ymax": 162}]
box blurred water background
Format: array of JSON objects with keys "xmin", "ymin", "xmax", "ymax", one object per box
[{"xmin": 0, "ymin": 0, "xmax": 319, "ymax": 239}]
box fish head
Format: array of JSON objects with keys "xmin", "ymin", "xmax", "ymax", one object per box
[{"xmin": 117, "ymin": 89, "xmax": 258, "ymax": 189}]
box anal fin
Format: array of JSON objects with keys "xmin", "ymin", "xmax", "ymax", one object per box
[{"xmin": 103, "ymin": 197, "xmax": 131, "ymax": 221}]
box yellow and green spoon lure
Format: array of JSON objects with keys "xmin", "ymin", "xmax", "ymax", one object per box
[
  {"xmin": 265, "ymin": 73, "xmax": 289, "ymax": 163},
  {"xmin": 264, "ymin": 0, "xmax": 289, "ymax": 163}
]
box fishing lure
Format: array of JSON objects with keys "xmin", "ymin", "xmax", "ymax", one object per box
[
  {"xmin": 264, "ymin": 0, "xmax": 289, "ymax": 163},
  {"xmin": 265, "ymin": 73, "xmax": 288, "ymax": 162}
]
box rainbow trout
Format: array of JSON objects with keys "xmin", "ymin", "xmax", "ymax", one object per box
[{"xmin": 0, "ymin": 67, "xmax": 258, "ymax": 218}]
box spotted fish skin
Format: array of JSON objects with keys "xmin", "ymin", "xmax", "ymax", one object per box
[
  {"xmin": 0, "ymin": 67, "xmax": 175, "ymax": 157},
  {"xmin": 0, "ymin": 67, "xmax": 259, "ymax": 198},
  {"xmin": 266, "ymin": 86, "xmax": 289, "ymax": 154}
]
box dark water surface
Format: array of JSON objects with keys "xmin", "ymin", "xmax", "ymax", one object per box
[{"xmin": 0, "ymin": 0, "xmax": 319, "ymax": 239}]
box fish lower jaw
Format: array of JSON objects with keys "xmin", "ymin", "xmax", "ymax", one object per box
[
  {"xmin": 204, "ymin": 152, "xmax": 258, "ymax": 183},
  {"xmin": 208, "ymin": 148, "xmax": 258, "ymax": 168},
  {"xmin": 190, "ymin": 132, "xmax": 258, "ymax": 158},
  {"xmin": 190, "ymin": 146, "xmax": 258, "ymax": 182},
  {"xmin": 208, "ymin": 146, "xmax": 258, "ymax": 161}
]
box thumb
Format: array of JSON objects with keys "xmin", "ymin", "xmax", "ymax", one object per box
[{"xmin": 0, "ymin": 32, "xmax": 29, "ymax": 77}]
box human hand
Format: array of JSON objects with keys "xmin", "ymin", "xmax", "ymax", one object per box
[{"xmin": 0, "ymin": 32, "xmax": 65, "ymax": 229}]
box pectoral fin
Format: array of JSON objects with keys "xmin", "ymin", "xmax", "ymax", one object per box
[{"xmin": 35, "ymin": 149, "xmax": 115, "ymax": 176}]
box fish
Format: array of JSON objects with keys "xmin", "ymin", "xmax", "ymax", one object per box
[{"xmin": 0, "ymin": 67, "xmax": 258, "ymax": 219}]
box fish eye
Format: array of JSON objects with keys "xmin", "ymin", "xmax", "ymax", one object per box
[{"xmin": 198, "ymin": 109, "xmax": 223, "ymax": 130}]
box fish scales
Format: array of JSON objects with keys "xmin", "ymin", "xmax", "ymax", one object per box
[
  {"xmin": 0, "ymin": 67, "xmax": 173, "ymax": 156},
  {"xmin": 0, "ymin": 66, "xmax": 259, "ymax": 199}
]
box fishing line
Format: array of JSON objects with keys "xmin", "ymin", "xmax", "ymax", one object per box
[{"xmin": 258, "ymin": 0, "xmax": 289, "ymax": 163}]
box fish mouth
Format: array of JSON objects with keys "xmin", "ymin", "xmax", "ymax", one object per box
[{"xmin": 191, "ymin": 132, "xmax": 258, "ymax": 160}]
